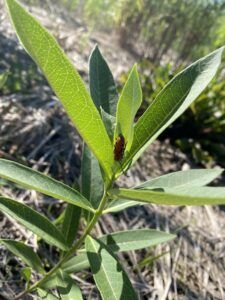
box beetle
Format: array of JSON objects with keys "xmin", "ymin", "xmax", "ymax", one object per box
[{"xmin": 114, "ymin": 134, "xmax": 126, "ymax": 161}]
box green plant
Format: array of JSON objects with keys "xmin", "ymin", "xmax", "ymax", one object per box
[
  {"xmin": 2, "ymin": 0, "xmax": 225, "ymax": 299},
  {"xmin": 132, "ymin": 60, "xmax": 225, "ymax": 166}
]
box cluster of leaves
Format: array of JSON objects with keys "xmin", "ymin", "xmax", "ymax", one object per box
[{"xmin": 1, "ymin": 0, "xmax": 225, "ymax": 299}]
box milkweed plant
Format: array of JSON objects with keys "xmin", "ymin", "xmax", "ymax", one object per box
[{"xmin": 1, "ymin": 0, "xmax": 225, "ymax": 299}]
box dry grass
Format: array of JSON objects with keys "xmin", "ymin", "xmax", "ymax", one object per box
[{"xmin": 1, "ymin": 1, "xmax": 225, "ymax": 299}]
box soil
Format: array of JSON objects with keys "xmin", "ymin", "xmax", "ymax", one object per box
[{"xmin": 0, "ymin": 1, "xmax": 225, "ymax": 299}]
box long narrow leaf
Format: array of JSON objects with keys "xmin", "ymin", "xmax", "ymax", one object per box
[
  {"xmin": 6, "ymin": 0, "xmax": 114, "ymax": 178},
  {"xmin": 89, "ymin": 45, "xmax": 118, "ymax": 116},
  {"xmin": 105, "ymin": 169, "xmax": 224, "ymax": 213},
  {"xmin": 61, "ymin": 204, "xmax": 81, "ymax": 247},
  {"xmin": 0, "ymin": 197, "xmax": 68, "ymax": 250},
  {"xmin": 99, "ymin": 229, "xmax": 175, "ymax": 252},
  {"xmin": 85, "ymin": 235, "xmax": 138, "ymax": 300},
  {"xmin": 0, "ymin": 239, "xmax": 44, "ymax": 273},
  {"xmin": 122, "ymin": 47, "xmax": 224, "ymax": 170},
  {"xmin": 101, "ymin": 108, "xmax": 116, "ymax": 141},
  {"xmin": 0, "ymin": 159, "xmax": 93, "ymax": 212},
  {"xmin": 115, "ymin": 64, "xmax": 142, "ymax": 151},
  {"xmin": 137, "ymin": 169, "xmax": 223, "ymax": 189},
  {"xmin": 81, "ymin": 145, "xmax": 104, "ymax": 210},
  {"xmin": 110, "ymin": 186, "xmax": 225, "ymax": 206}
]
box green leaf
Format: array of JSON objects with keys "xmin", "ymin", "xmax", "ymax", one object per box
[
  {"xmin": 115, "ymin": 64, "xmax": 142, "ymax": 151},
  {"xmin": 81, "ymin": 145, "xmax": 104, "ymax": 210},
  {"xmin": 21, "ymin": 267, "xmax": 32, "ymax": 283},
  {"xmin": 61, "ymin": 204, "xmax": 81, "ymax": 247},
  {"xmin": 89, "ymin": 45, "xmax": 118, "ymax": 116},
  {"xmin": 104, "ymin": 169, "xmax": 224, "ymax": 213},
  {"xmin": 0, "ymin": 239, "xmax": 44, "ymax": 273},
  {"xmin": 62, "ymin": 229, "xmax": 174, "ymax": 273},
  {"xmin": 110, "ymin": 186, "xmax": 225, "ymax": 206},
  {"xmin": 122, "ymin": 47, "xmax": 224, "ymax": 170},
  {"xmin": 137, "ymin": 169, "xmax": 223, "ymax": 189},
  {"xmin": 0, "ymin": 159, "xmax": 93, "ymax": 212},
  {"xmin": 103, "ymin": 199, "xmax": 142, "ymax": 214},
  {"xmin": 99, "ymin": 229, "xmax": 175, "ymax": 252},
  {"xmin": 6, "ymin": 0, "xmax": 114, "ymax": 178},
  {"xmin": 61, "ymin": 253, "xmax": 89, "ymax": 274},
  {"xmin": 54, "ymin": 229, "xmax": 175, "ymax": 280},
  {"xmin": 85, "ymin": 235, "xmax": 138, "ymax": 300},
  {"xmin": 57, "ymin": 271, "xmax": 83, "ymax": 300},
  {"xmin": 0, "ymin": 197, "xmax": 68, "ymax": 250},
  {"xmin": 100, "ymin": 108, "xmax": 116, "ymax": 141}
]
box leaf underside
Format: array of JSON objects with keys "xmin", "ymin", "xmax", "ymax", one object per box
[{"xmin": 6, "ymin": 0, "xmax": 114, "ymax": 178}]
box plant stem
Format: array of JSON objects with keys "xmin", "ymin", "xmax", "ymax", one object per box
[{"xmin": 14, "ymin": 183, "xmax": 111, "ymax": 300}]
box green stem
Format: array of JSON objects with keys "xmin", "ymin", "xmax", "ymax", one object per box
[{"xmin": 14, "ymin": 183, "xmax": 111, "ymax": 300}]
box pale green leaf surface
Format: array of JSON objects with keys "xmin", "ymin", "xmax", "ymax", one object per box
[
  {"xmin": 89, "ymin": 45, "xmax": 118, "ymax": 116},
  {"xmin": 137, "ymin": 169, "xmax": 223, "ymax": 189},
  {"xmin": 115, "ymin": 64, "xmax": 142, "ymax": 151},
  {"xmin": 0, "ymin": 239, "xmax": 44, "ymax": 273},
  {"xmin": 105, "ymin": 169, "xmax": 224, "ymax": 213},
  {"xmin": 85, "ymin": 235, "xmax": 138, "ymax": 300},
  {"xmin": 99, "ymin": 229, "xmax": 175, "ymax": 252},
  {"xmin": 0, "ymin": 197, "xmax": 68, "ymax": 250},
  {"xmin": 103, "ymin": 199, "xmax": 142, "ymax": 213},
  {"xmin": 6, "ymin": 0, "xmax": 113, "ymax": 178},
  {"xmin": 0, "ymin": 159, "xmax": 93, "ymax": 212},
  {"xmin": 61, "ymin": 253, "xmax": 89, "ymax": 274},
  {"xmin": 110, "ymin": 186, "xmax": 225, "ymax": 206},
  {"xmin": 122, "ymin": 47, "xmax": 224, "ymax": 169}
]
